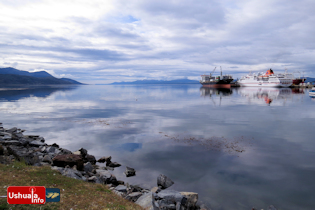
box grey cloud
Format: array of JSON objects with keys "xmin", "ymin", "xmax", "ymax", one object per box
[
  {"xmin": 136, "ymin": 0, "xmax": 225, "ymax": 28},
  {"xmin": 94, "ymin": 24, "xmax": 140, "ymax": 40},
  {"xmin": 1, "ymin": 0, "xmax": 315, "ymax": 81},
  {"xmin": 0, "ymin": 43, "xmax": 126, "ymax": 62}
]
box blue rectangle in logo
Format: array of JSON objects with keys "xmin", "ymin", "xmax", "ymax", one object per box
[{"xmin": 46, "ymin": 188, "xmax": 60, "ymax": 202}]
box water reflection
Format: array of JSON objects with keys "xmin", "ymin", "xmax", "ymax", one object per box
[
  {"xmin": 237, "ymin": 87, "xmax": 303, "ymax": 106},
  {"xmin": 200, "ymin": 87, "xmax": 233, "ymax": 106},
  {"xmin": 0, "ymin": 85, "xmax": 314, "ymax": 210},
  {"xmin": 0, "ymin": 85, "xmax": 79, "ymax": 101},
  {"xmin": 200, "ymin": 87, "xmax": 233, "ymax": 97}
]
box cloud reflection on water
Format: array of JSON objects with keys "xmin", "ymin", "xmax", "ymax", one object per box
[{"xmin": 0, "ymin": 85, "xmax": 314, "ymax": 210}]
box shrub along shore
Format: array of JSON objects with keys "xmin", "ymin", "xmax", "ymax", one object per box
[{"xmin": 0, "ymin": 123, "xmax": 204, "ymax": 210}]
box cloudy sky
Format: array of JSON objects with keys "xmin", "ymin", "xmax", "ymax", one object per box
[{"xmin": 0, "ymin": 0, "xmax": 314, "ymax": 84}]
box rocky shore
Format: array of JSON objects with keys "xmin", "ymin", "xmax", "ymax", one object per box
[
  {"xmin": 0, "ymin": 123, "xmax": 280, "ymax": 210},
  {"xmin": 0, "ymin": 123, "xmax": 204, "ymax": 210}
]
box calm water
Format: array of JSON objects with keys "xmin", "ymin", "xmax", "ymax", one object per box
[{"xmin": 1, "ymin": 85, "xmax": 315, "ymax": 210}]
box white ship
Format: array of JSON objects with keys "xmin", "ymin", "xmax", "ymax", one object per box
[{"xmin": 237, "ymin": 69, "xmax": 293, "ymax": 87}]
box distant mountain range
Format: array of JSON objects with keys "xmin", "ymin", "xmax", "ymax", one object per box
[
  {"xmin": 0, "ymin": 67, "xmax": 83, "ymax": 85},
  {"xmin": 304, "ymin": 77, "xmax": 315, "ymax": 83},
  {"xmin": 111, "ymin": 79, "xmax": 200, "ymax": 85}
]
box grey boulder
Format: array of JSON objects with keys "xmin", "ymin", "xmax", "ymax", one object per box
[
  {"xmin": 29, "ymin": 140, "xmax": 46, "ymax": 147},
  {"xmin": 157, "ymin": 174, "xmax": 174, "ymax": 189},
  {"xmin": 84, "ymin": 162, "xmax": 94, "ymax": 173},
  {"xmin": 135, "ymin": 192, "xmax": 154, "ymax": 210},
  {"xmin": 153, "ymin": 190, "xmax": 187, "ymax": 210}
]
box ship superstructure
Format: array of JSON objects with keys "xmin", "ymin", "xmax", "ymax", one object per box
[{"xmin": 237, "ymin": 69, "xmax": 293, "ymax": 87}]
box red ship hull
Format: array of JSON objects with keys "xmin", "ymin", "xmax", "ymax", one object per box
[
  {"xmin": 202, "ymin": 84, "xmax": 231, "ymax": 88},
  {"xmin": 292, "ymin": 78, "xmax": 306, "ymax": 85}
]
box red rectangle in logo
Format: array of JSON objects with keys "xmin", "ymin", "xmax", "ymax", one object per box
[{"xmin": 7, "ymin": 186, "xmax": 46, "ymax": 204}]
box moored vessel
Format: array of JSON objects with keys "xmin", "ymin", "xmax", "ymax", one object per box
[
  {"xmin": 237, "ymin": 69, "xmax": 293, "ymax": 87},
  {"xmin": 309, "ymin": 87, "xmax": 315, "ymax": 96},
  {"xmin": 292, "ymin": 78, "xmax": 306, "ymax": 85},
  {"xmin": 200, "ymin": 67, "xmax": 233, "ymax": 88}
]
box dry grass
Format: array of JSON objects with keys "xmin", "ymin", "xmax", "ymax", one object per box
[{"xmin": 0, "ymin": 161, "xmax": 143, "ymax": 210}]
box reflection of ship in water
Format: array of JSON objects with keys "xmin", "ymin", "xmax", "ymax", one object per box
[
  {"xmin": 291, "ymin": 88, "xmax": 305, "ymax": 94},
  {"xmin": 237, "ymin": 87, "xmax": 304, "ymax": 105},
  {"xmin": 200, "ymin": 87, "xmax": 233, "ymax": 106},
  {"xmin": 200, "ymin": 87, "xmax": 233, "ymax": 97}
]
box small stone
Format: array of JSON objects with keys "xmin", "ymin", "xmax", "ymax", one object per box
[
  {"xmin": 37, "ymin": 137, "xmax": 45, "ymax": 143},
  {"xmin": 108, "ymin": 162, "xmax": 121, "ymax": 168},
  {"xmin": 97, "ymin": 156, "xmax": 111, "ymax": 163},
  {"xmin": 59, "ymin": 148, "xmax": 72, "ymax": 155},
  {"xmin": 6, "ymin": 127, "xmax": 17, "ymax": 134},
  {"xmin": 42, "ymin": 155, "xmax": 52, "ymax": 164},
  {"xmin": 84, "ymin": 162, "xmax": 93, "ymax": 173},
  {"xmin": 13, "ymin": 133, "xmax": 23, "ymax": 138},
  {"xmin": 125, "ymin": 192, "xmax": 143, "ymax": 202},
  {"xmin": 85, "ymin": 154, "xmax": 96, "ymax": 164},
  {"xmin": 180, "ymin": 192, "xmax": 198, "ymax": 208},
  {"xmin": 73, "ymin": 151, "xmax": 81, "ymax": 155},
  {"xmin": 88, "ymin": 176, "xmax": 97, "ymax": 182},
  {"xmin": 115, "ymin": 185, "xmax": 127, "ymax": 193},
  {"xmin": 62, "ymin": 167, "xmax": 83, "ymax": 180},
  {"xmin": 88, "ymin": 176, "xmax": 100, "ymax": 183},
  {"xmin": 51, "ymin": 143, "xmax": 59, "ymax": 148},
  {"xmin": 124, "ymin": 166, "xmax": 136, "ymax": 177},
  {"xmin": 98, "ymin": 170, "xmax": 118, "ymax": 185},
  {"xmin": 29, "ymin": 140, "xmax": 46, "ymax": 147},
  {"xmin": 40, "ymin": 146, "xmax": 47, "ymax": 153},
  {"xmin": 46, "ymin": 146, "xmax": 56, "ymax": 153},
  {"xmin": 117, "ymin": 180, "xmax": 125, "ymax": 185}
]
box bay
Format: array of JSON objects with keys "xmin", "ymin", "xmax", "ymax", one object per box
[{"xmin": 0, "ymin": 84, "xmax": 314, "ymax": 210}]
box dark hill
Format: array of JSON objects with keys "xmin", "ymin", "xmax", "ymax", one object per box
[
  {"xmin": 0, "ymin": 67, "xmax": 83, "ymax": 85},
  {"xmin": 0, "ymin": 74, "xmax": 75, "ymax": 85},
  {"xmin": 304, "ymin": 77, "xmax": 315, "ymax": 83},
  {"xmin": 60, "ymin": 78, "xmax": 83, "ymax": 84},
  {"xmin": 0, "ymin": 67, "xmax": 53, "ymax": 78}
]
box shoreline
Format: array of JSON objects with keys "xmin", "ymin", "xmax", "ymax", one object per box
[
  {"xmin": 0, "ymin": 122, "xmax": 281, "ymax": 210},
  {"xmin": 0, "ymin": 122, "xmax": 205, "ymax": 210}
]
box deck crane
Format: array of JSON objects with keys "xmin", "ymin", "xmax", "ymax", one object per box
[{"xmin": 210, "ymin": 67, "xmax": 216, "ymax": 78}]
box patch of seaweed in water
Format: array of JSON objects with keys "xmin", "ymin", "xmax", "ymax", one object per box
[{"xmin": 159, "ymin": 132, "xmax": 254, "ymax": 155}]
